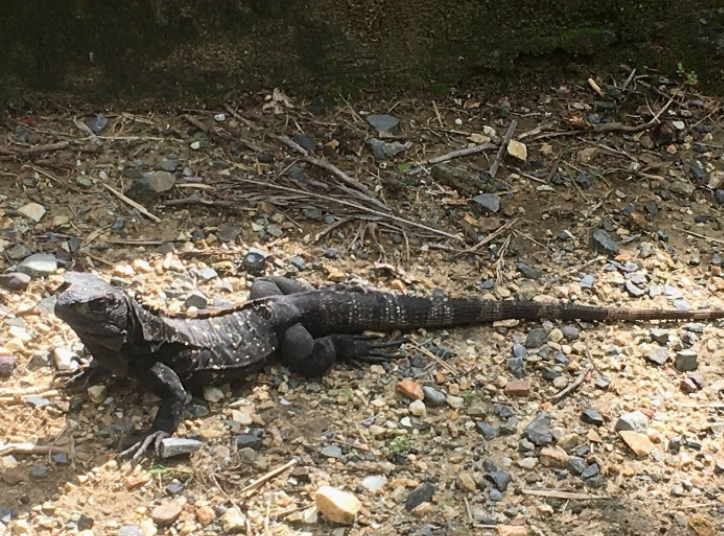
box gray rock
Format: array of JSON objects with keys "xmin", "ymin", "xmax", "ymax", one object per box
[
  {"xmin": 507, "ymin": 357, "xmax": 525, "ymax": 378},
  {"xmin": 184, "ymin": 291, "xmax": 208, "ymax": 309},
  {"xmin": 471, "ymin": 194, "xmax": 500, "ymax": 213},
  {"xmin": 561, "ymin": 325, "xmax": 580, "ymax": 340},
  {"xmin": 320, "ymin": 445, "xmax": 343, "ymax": 458},
  {"xmin": 6, "ymin": 244, "xmax": 32, "ymax": 260},
  {"xmin": 30, "ymin": 465, "xmax": 48, "ymax": 478},
  {"xmin": 18, "ymin": 253, "xmax": 58, "ymax": 277},
  {"xmin": 234, "ymin": 434, "xmax": 263, "ymax": 450},
  {"xmin": 485, "ymin": 470, "xmax": 512, "ymax": 491},
  {"xmin": 405, "ymin": 482, "xmax": 436, "ymax": 510},
  {"xmin": 650, "ymin": 329, "xmax": 670, "ymax": 345},
  {"xmin": 590, "ymin": 229, "xmax": 619, "ymax": 255},
  {"xmin": 367, "ymin": 138, "xmax": 409, "ymax": 160},
  {"xmin": 714, "ymin": 460, "xmax": 724, "ymax": 475},
  {"xmin": 614, "ymin": 410, "xmax": 649, "ymax": 432},
  {"xmin": 219, "ymin": 226, "xmax": 242, "ymax": 243},
  {"xmin": 489, "ymin": 489, "xmax": 503, "ymax": 501},
  {"xmin": 124, "ymin": 171, "xmax": 176, "ymax": 204},
  {"xmin": 523, "ymin": 412, "xmax": 553, "ymax": 446},
  {"xmin": 476, "ymin": 422, "xmax": 500, "ymax": 440},
  {"xmin": 638, "ymin": 242, "xmax": 656, "ymax": 258},
  {"xmin": 241, "ymin": 248, "xmax": 270, "ymax": 274},
  {"xmin": 567, "ymin": 457, "xmax": 586, "ymax": 475},
  {"xmin": 25, "ymin": 397, "xmax": 51, "ymax": 409},
  {"xmin": 117, "ymin": 526, "xmax": 144, "ymax": 536},
  {"xmin": 89, "ymin": 113, "xmax": 108, "ymax": 134},
  {"xmin": 0, "ymin": 354, "xmax": 17, "ymax": 376},
  {"xmin": 238, "ymin": 447, "xmax": 258, "ymax": 464},
  {"xmin": 516, "ymin": 261, "xmax": 542, "ymax": 280},
  {"xmin": 193, "ymin": 267, "xmax": 218, "ymax": 281},
  {"xmin": 292, "ymin": 134, "xmax": 316, "ymax": 153},
  {"xmin": 524, "ymin": 328, "xmax": 548, "ymax": 348},
  {"xmin": 646, "ymin": 346, "xmax": 669, "ymax": 366},
  {"xmin": 366, "ymin": 114, "xmax": 399, "ymax": 133},
  {"xmin": 581, "ymin": 463, "xmax": 600, "ymax": 479},
  {"xmin": 289, "ymin": 255, "xmax": 307, "ymax": 271},
  {"xmin": 159, "ymin": 438, "xmax": 203, "ymax": 458},
  {"xmin": 76, "ymin": 514, "xmax": 94, "ymax": 530},
  {"xmin": 581, "ymin": 409, "xmax": 604, "ymax": 426},
  {"xmin": 158, "ymin": 159, "xmax": 178, "ymax": 172},
  {"xmin": 674, "ymin": 350, "xmax": 698, "ymax": 371},
  {"xmin": 0, "ymin": 272, "xmax": 31, "ymax": 290},
  {"xmin": 625, "ymin": 281, "xmax": 645, "ymax": 297},
  {"xmin": 580, "ymin": 274, "xmax": 595, "ymax": 289},
  {"xmin": 422, "ymin": 386, "xmax": 446, "ymax": 406},
  {"xmin": 716, "ymin": 189, "xmax": 724, "ymax": 205}
]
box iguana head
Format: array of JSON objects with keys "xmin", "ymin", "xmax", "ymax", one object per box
[{"xmin": 54, "ymin": 276, "xmax": 132, "ymax": 351}]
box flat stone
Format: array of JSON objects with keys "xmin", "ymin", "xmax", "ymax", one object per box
[
  {"xmin": 0, "ymin": 272, "xmax": 31, "ymax": 290},
  {"xmin": 590, "ymin": 229, "xmax": 619, "ymax": 255},
  {"xmin": 409, "ymin": 399, "xmax": 426, "ymax": 417},
  {"xmin": 504, "ymin": 379, "xmax": 531, "ymax": 397},
  {"xmin": 618, "ymin": 430, "xmax": 654, "ymax": 457},
  {"xmin": 159, "ymin": 438, "xmax": 203, "ymax": 458},
  {"xmin": 315, "ymin": 486, "xmax": 361, "ymax": 524},
  {"xmin": 581, "ymin": 409, "xmax": 604, "ymax": 426},
  {"xmin": 472, "ymin": 193, "xmax": 500, "ymax": 213},
  {"xmin": 397, "ymin": 378, "xmax": 424, "ymax": 400},
  {"xmin": 18, "ymin": 253, "xmax": 57, "ymax": 277},
  {"xmin": 124, "ymin": 171, "xmax": 176, "ymax": 204},
  {"xmin": 476, "ymin": 422, "xmax": 500, "ymax": 440},
  {"xmin": 615, "ymin": 410, "xmax": 649, "ymax": 432},
  {"xmin": 646, "ymin": 346, "xmax": 669, "ymax": 365},
  {"xmin": 405, "ymin": 482, "xmax": 436, "ymax": 511},
  {"xmin": 523, "ymin": 412, "xmax": 553, "ymax": 446},
  {"xmin": 485, "ymin": 470, "xmax": 512, "ymax": 491},
  {"xmin": 524, "ymin": 328, "xmax": 547, "ymax": 348},
  {"xmin": 507, "ymin": 139, "xmax": 527, "ymax": 161},
  {"xmin": 422, "ymin": 386, "xmax": 446, "ymax": 406},
  {"xmin": 539, "ymin": 446, "xmax": 570, "ymax": 467},
  {"xmin": 220, "ymin": 506, "xmax": 246, "ymax": 533},
  {"xmin": 366, "ymin": 114, "xmax": 399, "ymax": 133},
  {"xmin": 361, "ymin": 475, "xmax": 387, "ymax": 493},
  {"xmin": 150, "ymin": 501, "xmax": 183, "ymax": 527},
  {"xmin": 18, "ymin": 202, "xmax": 46, "ymax": 222},
  {"xmin": 320, "ymin": 445, "xmax": 343, "ymax": 459},
  {"xmin": 674, "ymin": 350, "xmax": 699, "ymax": 371},
  {"xmin": 195, "ymin": 505, "xmax": 216, "ymax": 526},
  {"xmin": 456, "ymin": 472, "xmax": 477, "ymax": 493}
]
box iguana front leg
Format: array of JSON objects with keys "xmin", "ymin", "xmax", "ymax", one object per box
[{"xmin": 118, "ymin": 361, "xmax": 187, "ymax": 460}]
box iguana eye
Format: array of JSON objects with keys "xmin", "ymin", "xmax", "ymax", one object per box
[{"xmin": 89, "ymin": 297, "xmax": 110, "ymax": 313}]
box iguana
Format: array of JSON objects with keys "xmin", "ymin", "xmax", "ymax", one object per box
[{"xmin": 53, "ymin": 273, "xmax": 724, "ymax": 459}]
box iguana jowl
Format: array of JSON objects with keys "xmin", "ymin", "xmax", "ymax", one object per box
[{"xmin": 54, "ymin": 274, "xmax": 724, "ymax": 459}]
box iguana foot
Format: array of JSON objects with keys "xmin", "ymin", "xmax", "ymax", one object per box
[
  {"xmin": 56, "ymin": 363, "xmax": 111, "ymax": 393},
  {"xmin": 118, "ymin": 430, "xmax": 169, "ymax": 461},
  {"xmin": 333, "ymin": 334, "xmax": 408, "ymax": 364}
]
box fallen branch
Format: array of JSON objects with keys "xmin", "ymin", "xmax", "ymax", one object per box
[
  {"xmin": 489, "ymin": 120, "xmax": 517, "ymax": 179},
  {"xmin": 521, "ymin": 489, "xmax": 610, "ymax": 500},
  {"xmin": 425, "ymin": 142, "xmax": 496, "ymax": 166},
  {"xmin": 0, "ymin": 443, "xmax": 69, "ymax": 456},
  {"xmin": 550, "ymin": 366, "xmax": 590, "ymax": 403},
  {"xmin": 239, "ymin": 458, "xmax": 298, "ymax": 498},
  {"xmin": 680, "ymin": 229, "xmax": 724, "ymax": 247},
  {"xmin": 0, "ymin": 141, "xmax": 70, "ymax": 156},
  {"xmin": 100, "ymin": 183, "xmax": 161, "ymax": 223}
]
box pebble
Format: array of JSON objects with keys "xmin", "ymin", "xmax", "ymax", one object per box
[
  {"xmin": 159, "ymin": 438, "xmax": 203, "ymax": 458},
  {"xmin": 646, "ymin": 346, "xmax": 669, "ymax": 365},
  {"xmin": 446, "ymin": 395, "xmax": 465, "ymax": 409},
  {"xmin": 117, "ymin": 526, "xmax": 143, "ymax": 536},
  {"xmin": 539, "ymin": 446, "xmax": 569, "ymax": 467},
  {"xmin": 203, "ymin": 386, "xmax": 225, "ymax": 403},
  {"xmin": 87, "ymin": 385, "xmax": 107, "ymax": 404},
  {"xmin": 150, "ymin": 501, "xmax": 182, "ymax": 527},
  {"xmin": 409, "ymin": 399, "xmax": 426, "ymax": 417},
  {"xmin": 124, "ymin": 171, "xmax": 176, "ymax": 204},
  {"xmin": 18, "ymin": 253, "xmax": 58, "ymax": 277},
  {"xmin": 485, "ymin": 471, "xmax": 512, "ymax": 491},
  {"xmin": 518, "ymin": 457, "xmax": 538, "ymax": 469},
  {"xmin": 504, "ymin": 379, "xmax": 531, "ymax": 397},
  {"xmin": 361, "ymin": 475, "xmax": 387, "ymax": 493},
  {"xmin": 567, "ymin": 456, "xmax": 586, "ymax": 475},
  {"xmin": 397, "ymin": 378, "xmax": 424, "ymax": 400},
  {"xmin": 320, "ymin": 445, "xmax": 343, "ymax": 459},
  {"xmin": 581, "ymin": 463, "xmax": 600, "ymax": 479},
  {"xmin": 524, "ymin": 328, "xmax": 547, "ymax": 348},
  {"xmin": 476, "ymin": 422, "xmax": 500, "ymax": 440},
  {"xmin": 422, "ymin": 386, "xmax": 446, "ymax": 406},
  {"xmin": 53, "ymin": 348, "xmax": 77, "ymax": 370},
  {"xmin": 0, "ymin": 353, "xmax": 18, "ymax": 376},
  {"xmin": 590, "ymin": 229, "xmax": 619, "ymax": 255},
  {"xmin": 195, "ymin": 505, "xmax": 216, "ymax": 526},
  {"xmin": 619, "ymin": 430, "xmax": 654, "ymax": 457},
  {"xmin": 615, "ymin": 410, "xmax": 649, "ymax": 432},
  {"xmin": 674, "ymin": 350, "xmax": 698, "ymax": 371},
  {"xmin": 220, "ymin": 506, "xmax": 246, "ymax": 532},
  {"xmin": 523, "ymin": 412, "xmax": 553, "ymax": 446},
  {"xmin": 405, "ymin": 483, "xmax": 436, "ymax": 510},
  {"xmin": 472, "ymin": 194, "xmax": 500, "ymax": 213},
  {"xmin": 315, "ymin": 486, "xmax": 361, "ymax": 524},
  {"xmin": 580, "ymin": 409, "xmax": 604, "ymax": 426},
  {"xmin": 507, "ymin": 139, "xmax": 527, "ymax": 161},
  {"xmin": 18, "ymin": 202, "xmax": 46, "ymax": 222},
  {"xmin": 366, "ymin": 114, "xmax": 399, "ymax": 133},
  {"xmin": 0, "ymin": 272, "xmax": 31, "ymax": 290}
]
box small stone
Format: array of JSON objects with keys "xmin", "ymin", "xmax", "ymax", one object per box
[
  {"xmin": 507, "ymin": 139, "xmax": 527, "ymax": 161},
  {"xmin": 234, "ymin": 434, "xmax": 263, "ymax": 450},
  {"xmin": 496, "ymin": 527, "xmax": 529, "ymax": 536},
  {"xmin": 361, "ymin": 475, "xmax": 387, "ymax": 493},
  {"xmin": 0, "ymin": 272, "xmax": 31, "ymax": 290},
  {"xmin": 518, "ymin": 457, "xmax": 538, "ymax": 469},
  {"xmin": 539, "ymin": 446, "xmax": 569, "ymax": 467},
  {"xmin": 87, "ymin": 385, "xmax": 107, "ymax": 404},
  {"xmin": 0, "ymin": 353, "xmax": 18, "ymax": 376},
  {"xmin": 581, "ymin": 409, "xmax": 604, "ymax": 426},
  {"xmin": 159, "ymin": 438, "xmax": 203, "ymax": 458},
  {"xmin": 674, "ymin": 350, "xmax": 698, "ymax": 371},
  {"xmin": 195, "ymin": 506, "xmax": 216, "ymax": 526},
  {"xmin": 241, "ymin": 248, "xmax": 269, "ymax": 274},
  {"xmin": 422, "ymin": 386, "xmax": 446, "ymax": 406},
  {"xmin": 203, "ymin": 386, "xmax": 224, "ymax": 403},
  {"xmin": 397, "ymin": 378, "xmax": 424, "ymax": 400},
  {"xmin": 485, "ymin": 471, "xmax": 512, "ymax": 491},
  {"xmin": 567, "ymin": 456, "xmax": 586, "ymax": 475},
  {"xmin": 504, "ymin": 379, "xmax": 531, "ymax": 397},
  {"xmin": 680, "ymin": 377, "xmax": 700, "ymax": 393},
  {"xmin": 580, "ymin": 463, "xmax": 600, "ymax": 479},
  {"xmin": 18, "ymin": 253, "xmax": 58, "ymax": 277},
  {"xmin": 405, "ymin": 483, "xmax": 436, "ymax": 510},
  {"xmin": 238, "ymin": 447, "xmax": 257, "ymax": 464},
  {"xmin": 476, "ymin": 422, "xmax": 500, "ymax": 440},
  {"xmin": 523, "ymin": 412, "xmax": 553, "ymax": 446},
  {"xmin": 409, "ymin": 399, "xmax": 427, "ymax": 417},
  {"xmin": 590, "ymin": 229, "xmax": 619, "ymax": 255},
  {"xmin": 548, "ymin": 328, "xmax": 563, "ymax": 343},
  {"xmin": 89, "ymin": 113, "xmax": 108, "ymax": 134},
  {"xmin": 472, "ymin": 193, "xmax": 500, "ymax": 213},
  {"xmin": 524, "ymin": 328, "xmax": 547, "ymax": 348},
  {"xmin": 124, "ymin": 171, "xmax": 176, "ymax": 204},
  {"xmin": 366, "ymin": 114, "xmax": 399, "ymax": 133},
  {"xmin": 517, "ymin": 262, "xmax": 542, "ymax": 280},
  {"xmin": 18, "ymin": 202, "xmax": 47, "ymax": 222},
  {"xmin": 150, "ymin": 501, "xmax": 183, "ymax": 527},
  {"xmin": 320, "ymin": 445, "xmax": 343, "ymax": 459},
  {"xmin": 446, "ymin": 395, "xmax": 465, "ymax": 409},
  {"xmin": 315, "ymin": 486, "xmax": 361, "ymax": 524},
  {"xmin": 646, "ymin": 346, "xmax": 669, "ymax": 366},
  {"xmin": 615, "ymin": 411, "xmax": 649, "ymax": 432},
  {"xmin": 618, "ymin": 430, "xmax": 654, "ymax": 457},
  {"xmin": 457, "ymin": 472, "xmax": 477, "ymax": 493},
  {"xmin": 117, "ymin": 526, "xmax": 143, "ymax": 536},
  {"xmin": 53, "ymin": 347, "xmax": 77, "ymax": 370},
  {"xmin": 220, "ymin": 506, "xmax": 246, "ymax": 533}
]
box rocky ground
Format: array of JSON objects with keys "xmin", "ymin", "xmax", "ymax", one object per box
[{"xmin": 1, "ymin": 68, "xmax": 724, "ymax": 536}]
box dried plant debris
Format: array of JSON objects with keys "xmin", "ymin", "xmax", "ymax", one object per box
[{"xmin": 0, "ymin": 67, "xmax": 724, "ymax": 534}]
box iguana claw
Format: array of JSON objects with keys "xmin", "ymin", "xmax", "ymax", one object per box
[
  {"xmin": 335, "ymin": 334, "xmax": 408, "ymax": 365},
  {"xmin": 118, "ymin": 430, "xmax": 170, "ymax": 461}
]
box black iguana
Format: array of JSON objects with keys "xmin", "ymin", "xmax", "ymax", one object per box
[{"xmin": 53, "ymin": 274, "xmax": 724, "ymax": 459}]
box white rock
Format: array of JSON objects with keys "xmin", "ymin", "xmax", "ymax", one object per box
[
  {"xmin": 53, "ymin": 348, "xmax": 77, "ymax": 370},
  {"xmin": 315, "ymin": 486, "xmax": 361, "ymax": 525},
  {"xmin": 87, "ymin": 385, "xmax": 107, "ymax": 404},
  {"xmin": 220, "ymin": 507, "xmax": 246, "ymax": 532},
  {"xmin": 507, "ymin": 139, "xmax": 527, "ymax": 161},
  {"xmin": 18, "ymin": 202, "xmax": 46, "ymax": 222},
  {"xmin": 361, "ymin": 475, "xmax": 387, "ymax": 493},
  {"xmin": 409, "ymin": 399, "xmax": 427, "ymax": 417},
  {"xmin": 190, "ymin": 140, "xmax": 201, "ymax": 150},
  {"xmin": 203, "ymin": 386, "xmax": 225, "ymax": 403},
  {"xmin": 231, "ymin": 410, "xmax": 253, "ymax": 426}
]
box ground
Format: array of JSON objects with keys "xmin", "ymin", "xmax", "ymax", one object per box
[{"xmin": 0, "ymin": 69, "xmax": 723, "ymax": 536}]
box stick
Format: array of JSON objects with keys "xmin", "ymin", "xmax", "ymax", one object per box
[
  {"xmin": 0, "ymin": 141, "xmax": 70, "ymax": 156},
  {"xmin": 549, "ymin": 366, "xmax": 590, "ymax": 403},
  {"xmin": 521, "ymin": 489, "xmax": 609, "ymax": 500},
  {"xmin": 489, "ymin": 121, "xmax": 517, "ymax": 179},
  {"xmin": 239, "ymin": 459, "xmax": 298, "ymax": 497},
  {"xmin": 587, "ymin": 78, "xmax": 605, "ymax": 98},
  {"xmin": 0, "ymin": 443, "xmax": 69, "ymax": 456},
  {"xmin": 680, "ymin": 229, "xmax": 724, "ymax": 247},
  {"xmin": 425, "ymin": 142, "xmax": 496, "ymax": 165},
  {"xmin": 100, "ymin": 183, "xmax": 161, "ymax": 223}
]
